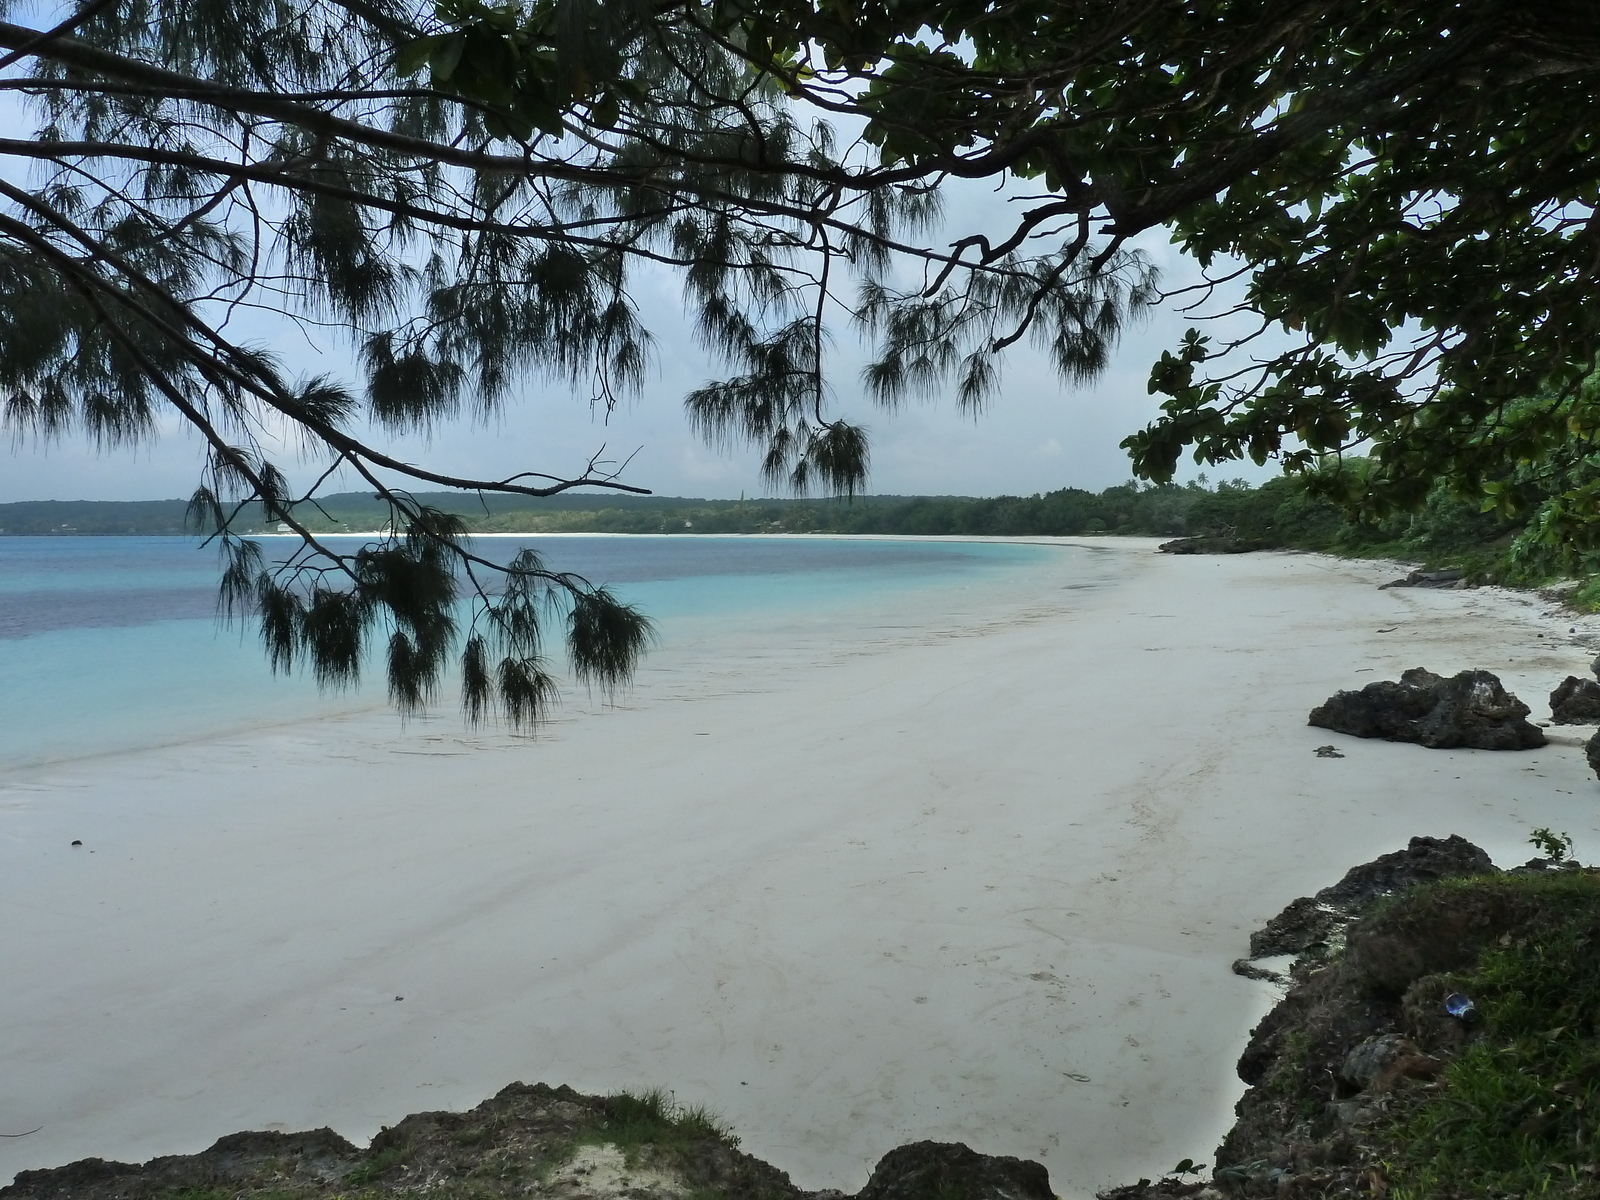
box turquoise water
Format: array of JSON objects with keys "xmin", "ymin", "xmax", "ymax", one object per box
[{"xmin": 0, "ymin": 535, "xmax": 1050, "ymax": 769}]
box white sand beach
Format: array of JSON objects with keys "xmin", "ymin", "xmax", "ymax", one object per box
[{"xmin": 5, "ymin": 540, "xmax": 1600, "ymax": 1198}]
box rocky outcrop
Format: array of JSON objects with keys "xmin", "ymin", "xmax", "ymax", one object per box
[
  {"xmin": 1563, "ymin": 656, "xmax": 1600, "ymax": 776},
  {"xmin": 1550, "ymin": 675, "xmax": 1600, "ymax": 723},
  {"xmin": 1377, "ymin": 568, "xmax": 1465, "ymax": 589},
  {"xmin": 1097, "ymin": 1179, "xmax": 1212, "ymax": 1199},
  {"xmin": 854, "ymin": 1142, "xmax": 1053, "ymax": 1200},
  {"xmin": 1307, "ymin": 667, "xmax": 1545, "ymax": 750},
  {"xmin": 1248, "ymin": 896, "xmax": 1341, "ymax": 960},
  {"xmin": 2, "ymin": 1130, "xmax": 363, "ymax": 1200},
  {"xmin": 1158, "ymin": 536, "xmax": 1263, "ymax": 554},
  {"xmin": 1237, "ymin": 836, "xmax": 1496, "ymax": 972},
  {"xmin": 1315, "ymin": 834, "xmax": 1497, "ymax": 910},
  {"xmin": 1336, "ymin": 1034, "xmax": 1434, "ymax": 1090},
  {"xmin": 1210, "ymin": 841, "xmax": 1600, "ymax": 1199},
  {"xmin": 0, "ymin": 1085, "xmax": 813, "ymax": 1200},
  {"xmin": 0, "ymin": 1087, "xmax": 1058, "ymax": 1200}
]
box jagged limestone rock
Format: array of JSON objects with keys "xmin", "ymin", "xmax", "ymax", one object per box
[
  {"xmin": 856, "ymin": 1142, "xmax": 1053, "ymax": 1200},
  {"xmin": 1309, "ymin": 668, "xmax": 1545, "ymax": 750},
  {"xmin": 1550, "ymin": 675, "xmax": 1600, "ymax": 723}
]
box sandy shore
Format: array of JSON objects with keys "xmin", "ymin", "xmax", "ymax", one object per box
[{"xmin": 5, "ymin": 540, "xmax": 1600, "ymax": 1198}]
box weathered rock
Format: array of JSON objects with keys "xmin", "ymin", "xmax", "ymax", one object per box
[
  {"xmin": 1317, "ymin": 834, "xmax": 1497, "ymax": 910},
  {"xmin": 856, "ymin": 1142, "xmax": 1053, "ymax": 1200},
  {"xmin": 1587, "ymin": 728, "xmax": 1600, "ymax": 781},
  {"xmin": 1232, "ymin": 957, "xmax": 1287, "ymax": 983},
  {"xmin": 1308, "ymin": 667, "xmax": 1545, "ymax": 750},
  {"xmin": 1226, "ymin": 834, "xmax": 1500, "ymax": 1156},
  {"xmin": 1378, "ymin": 568, "xmax": 1465, "ymax": 589},
  {"xmin": 1249, "ymin": 896, "xmax": 1341, "ymax": 958},
  {"xmin": 1095, "ymin": 1180, "xmax": 1212, "ymax": 1199},
  {"xmin": 1309, "ymin": 668, "xmax": 1441, "ymax": 739},
  {"xmin": 1312, "ymin": 672, "xmax": 1440, "ymax": 739},
  {"xmin": 1157, "ymin": 536, "xmax": 1263, "ymax": 555},
  {"xmin": 1241, "ymin": 836, "xmax": 1496, "ymax": 968},
  {"xmin": 1215, "ymin": 860, "xmax": 1600, "ymax": 1199},
  {"xmin": 1508, "ymin": 856, "xmax": 1583, "ymax": 875},
  {"xmin": 3, "ymin": 1130, "xmax": 362, "ymax": 1200},
  {"xmin": 1550, "ymin": 676, "xmax": 1600, "ymax": 723},
  {"xmin": 0, "ymin": 1083, "xmax": 808, "ymax": 1200}
]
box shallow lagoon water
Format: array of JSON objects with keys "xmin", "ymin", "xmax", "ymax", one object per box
[{"xmin": 0, "ymin": 535, "xmax": 1050, "ymax": 769}]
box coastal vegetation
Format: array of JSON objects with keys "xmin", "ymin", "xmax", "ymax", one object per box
[
  {"xmin": 11, "ymin": 464, "xmax": 1600, "ymax": 603},
  {"xmin": 1202, "ymin": 848, "xmax": 1600, "ymax": 1200},
  {"xmin": 1380, "ymin": 871, "xmax": 1600, "ymax": 1199}
]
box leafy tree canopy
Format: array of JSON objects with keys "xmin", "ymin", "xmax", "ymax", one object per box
[
  {"xmin": 703, "ymin": 0, "xmax": 1600, "ymax": 522},
  {"xmin": 431, "ymin": 0, "xmax": 1600, "ymax": 533}
]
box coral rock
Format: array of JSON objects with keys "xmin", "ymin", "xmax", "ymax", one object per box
[
  {"xmin": 856, "ymin": 1142, "xmax": 1053, "ymax": 1200},
  {"xmin": 1308, "ymin": 667, "xmax": 1545, "ymax": 750},
  {"xmin": 1550, "ymin": 676, "xmax": 1600, "ymax": 723}
]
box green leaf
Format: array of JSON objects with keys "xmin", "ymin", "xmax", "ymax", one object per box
[
  {"xmin": 394, "ymin": 36, "xmax": 436, "ymax": 77},
  {"xmin": 429, "ymin": 32, "xmax": 466, "ymax": 81}
]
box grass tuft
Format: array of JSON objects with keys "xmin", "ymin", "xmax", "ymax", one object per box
[
  {"xmin": 1382, "ymin": 872, "xmax": 1600, "ymax": 1199},
  {"xmin": 345, "ymin": 1145, "xmax": 407, "ymax": 1185},
  {"xmin": 592, "ymin": 1088, "xmax": 739, "ymax": 1152}
]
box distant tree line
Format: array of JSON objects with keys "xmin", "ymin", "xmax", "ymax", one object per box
[
  {"xmin": 453, "ymin": 477, "xmax": 1529, "ymax": 582},
  {"xmin": 0, "ymin": 499, "xmax": 200, "ymax": 536},
  {"xmin": 0, "ymin": 474, "xmax": 1532, "ymax": 580}
]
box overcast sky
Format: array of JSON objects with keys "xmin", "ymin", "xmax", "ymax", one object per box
[{"xmin": 0, "ymin": 167, "xmax": 1286, "ymax": 504}]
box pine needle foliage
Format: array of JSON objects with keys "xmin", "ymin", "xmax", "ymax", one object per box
[{"xmin": 0, "ymin": 0, "xmax": 1153, "ymax": 726}]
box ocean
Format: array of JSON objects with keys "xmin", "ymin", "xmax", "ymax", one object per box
[{"xmin": 0, "ymin": 534, "xmax": 1052, "ymax": 769}]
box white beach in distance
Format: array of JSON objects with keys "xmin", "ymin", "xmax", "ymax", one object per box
[{"xmin": 4, "ymin": 537, "xmax": 1600, "ymax": 1198}]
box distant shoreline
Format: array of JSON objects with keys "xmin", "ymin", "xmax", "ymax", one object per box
[{"xmin": 1, "ymin": 481, "xmax": 1552, "ymax": 608}]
